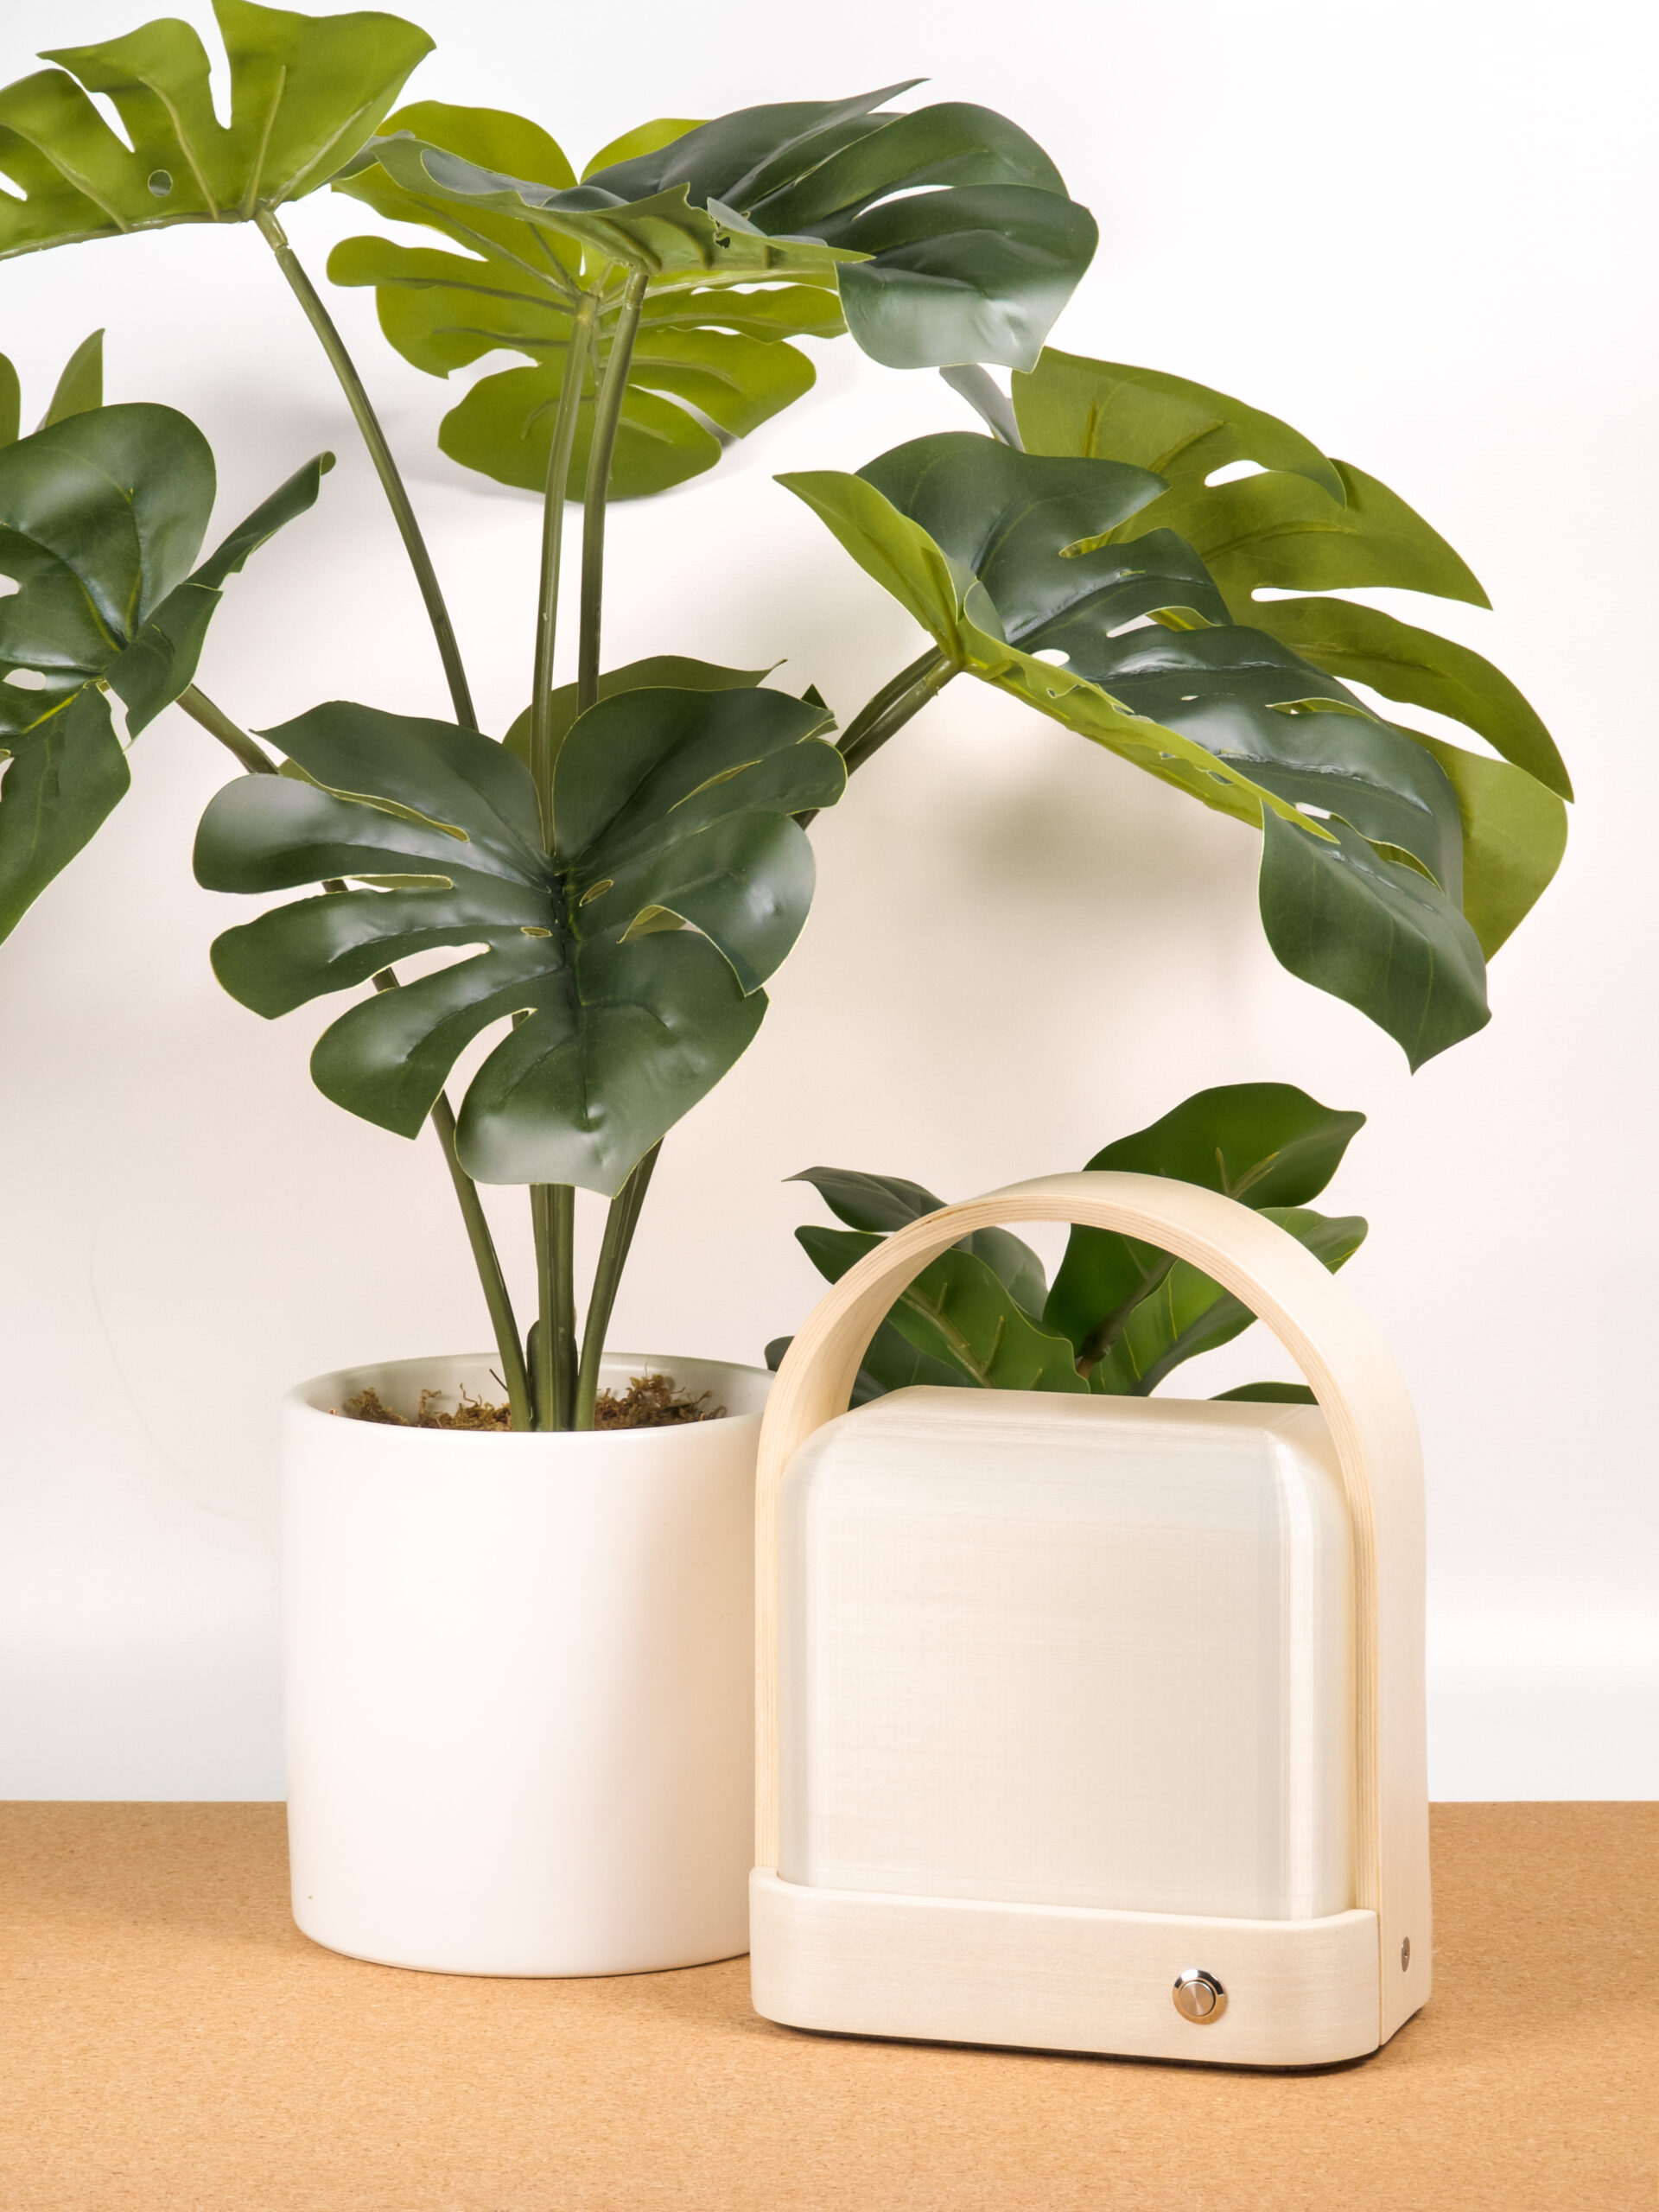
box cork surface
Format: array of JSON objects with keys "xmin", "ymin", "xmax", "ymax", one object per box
[{"xmin": 1, "ymin": 1802, "xmax": 1653, "ymax": 2210}]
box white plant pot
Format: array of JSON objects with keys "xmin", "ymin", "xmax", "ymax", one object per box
[{"xmin": 282, "ymin": 1350, "xmax": 769, "ymax": 1976}]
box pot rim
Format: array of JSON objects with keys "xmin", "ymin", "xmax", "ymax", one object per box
[{"xmin": 284, "ymin": 1348, "xmax": 771, "ymax": 1444}]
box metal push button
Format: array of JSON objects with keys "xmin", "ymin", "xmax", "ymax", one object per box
[{"xmin": 1172, "ymin": 1969, "xmax": 1226, "ymax": 2023}]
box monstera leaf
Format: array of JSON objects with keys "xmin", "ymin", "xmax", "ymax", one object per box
[
  {"xmin": 327, "ymin": 90, "xmax": 1096, "ymax": 498},
  {"xmin": 0, "ymin": 329, "xmax": 105, "ymax": 446},
  {"xmin": 1012, "ymin": 352, "xmax": 1571, "ymax": 957},
  {"xmin": 0, "ymin": 2, "xmax": 432, "ymax": 256},
  {"xmin": 194, "ymin": 683, "xmax": 845, "ymax": 1193},
  {"xmin": 0, "ymin": 402, "xmax": 331, "ymax": 943},
  {"xmin": 775, "ymin": 1084, "xmax": 1366, "ymax": 1402},
  {"xmin": 784, "ymin": 432, "xmax": 1491, "ymax": 1066}
]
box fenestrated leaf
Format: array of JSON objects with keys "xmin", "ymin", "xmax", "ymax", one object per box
[
  {"xmin": 0, "ymin": 401, "xmax": 327, "ymax": 931},
  {"xmin": 785, "ymin": 434, "xmax": 1491, "ymax": 1062},
  {"xmin": 0, "ymin": 2, "xmax": 433, "ymax": 257},
  {"xmin": 195, "ymin": 689, "xmax": 845, "ymax": 1193},
  {"xmin": 0, "ymin": 685, "xmax": 129, "ymax": 943},
  {"xmin": 1013, "ymin": 352, "xmax": 1487, "ymax": 611},
  {"xmin": 329, "ymin": 100, "xmax": 842, "ymax": 502},
  {"xmin": 787, "ymin": 1162, "xmax": 1046, "ymax": 1314},
  {"xmin": 1043, "ymin": 1082, "xmax": 1364, "ymax": 1360},
  {"xmin": 798, "ymin": 1225, "xmax": 1084, "ymax": 1392},
  {"xmin": 327, "ymin": 90, "xmax": 1093, "ymax": 498},
  {"xmin": 1089, "ymin": 1205, "xmax": 1366, "ymax": 1396},
  {"xmin": 40, "ymin": 327, "xmax": 102, "ymax": 426},
  {"xmin": 1252, "ymin": 596, "xmax": 1571, "ymax": 800},
  {"xmin": 1008, "ymin": 350, "xmax": 1571, "ymax": 968}
]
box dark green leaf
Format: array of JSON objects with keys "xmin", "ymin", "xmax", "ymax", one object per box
[
  {"xmin": 1043, "ymin": 1082, "xmax": 1363, "ymax": 1357},
  {"xmin": 784, "ymin": 435, "xmax": 1491, "ymax": 1062},
  {"xmin": 797, "ymin": 1224, "xmax": 1081, "ymax": 1392},
  {"xmin": 1089, "ymin": 1205, "xmax": 1366, "ymax": 1396},
  {"xmin": 40, "ymin": 327, "xmax": 102, "ymax": 426},
  {"xmin": 0, "ymin": 686, "xmax": 129, "ymax": 944},
  {"xmin": 1259, "ymin": 807, "xmax": 1490, "ymax": 1069},
  {"xmin": 0, "ymin": 353, "xmax": 17, "ymax": 447},
  {"xmin": 1213, "ymin": 1382, "xmax": 1318, "ymax": 1404},
  {"xmin": 789, "ymin": 1164, "xmax": 1046, "ymax": 1313},
  {"xmin": 0, "ymin": 402, "xmax": 323, "ymax": 924},
  {"xmin": 0, "ymin": 2, "xmax": 433, "ymax": 257},
  {"xmin": 504, "ymin": 654, "xmax": 776, "ymax": 772},
  {"xmin": 195, "ymin": 690, "xmax": 844, "ymax": 1193}
]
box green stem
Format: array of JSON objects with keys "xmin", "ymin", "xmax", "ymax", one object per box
[
  {"xmin": 254, "ymin": 202, "xmax": 479, "ymax": 733},
  {"xmin": 795, "ymin": 649, "xmax": 956, "ymax": 828},
  {"xmin": 573, "ymin": 1141, "xmax": 661, "ymax": 1430},
  {"xmin": 177, "ymin": 689, "xmax": 531, "ymax": 1427},
  {"xmin": 531, "ymin": 291, "xmax": 601, "ymax": 842},
  {"xmin": 577, "ymin": 268, "xmax": 648, "ymax": 712},
  {"xmin": 531, "ymin": 1184, "xmax": 578, "ymax": 1430},
  {"xmin": 430, "ymin": 1097, "xmax": 534, "ymax": 1429},
  {"xmin": 176, "ymin": 683, "xmax": 279, "ymax": 775}
]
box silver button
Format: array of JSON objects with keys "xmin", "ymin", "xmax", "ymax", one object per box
[{"xmin": 1172, "ymin": 1968, "xmax": 1226, "ymax": 2023}]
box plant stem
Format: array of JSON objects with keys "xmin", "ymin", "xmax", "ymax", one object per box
[
  {"xmin": 178, "ymin": 688, "xmax": 532, "ymax": 1427},
  {"xmin": 795, "ymin": 649, "xmax": 957, "ymax": 828},
  {"xmin": 176, "ymin": 683, "xmax": 279, "ymax": 774},
  {"xmin": 530, "ymin": 290, "xmax": 601, "ymax": 841},
  {"xmin": 577, "ymin": 268, "xmax": 648, "ymax": 712},
  {"xmin": 573, "ymin": 1141, "xmax": 661, "ymax": 1429},
  {"xmin": 253, "ymin": 202, "xmax": 479, "ymax": 733},
  {"xmin": 530, "ymin": 1183, "xmax": 578, "ymax": 1430},
  {"xmin": 429, "ymin": 1097, "xmax": 534, "ymax": 1429}
]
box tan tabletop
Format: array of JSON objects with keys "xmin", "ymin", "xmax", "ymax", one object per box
[{"xmin": 1, "ymin": 1802, "xmax": 1653, "ymax": 2210}]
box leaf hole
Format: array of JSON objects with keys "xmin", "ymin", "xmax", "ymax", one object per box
[
  {"xmin": 519, "ymin": 924, "xmax": 554, "ymax": 937},
  {"xmin": 576, "ymin": 878, "xmax": 614, "ymax": 908},
  {"xmin": 0, "ymin": 575, "xmax": 19, "ymax": 599},
  {"xmin": 1031, "ymin": 647, "xmax": 1070, "ymax": 665},
  {"xmin": 148, "ymin": 169, "xmax": 174, "ymax": 198},
  {"xmin": 1297, "ymin": 803, "xmax": 1333, "ymax": 819},
  {"xmin": 1205, "ymin": 459, "xmax": 1267, "ymax": 486},
  {"xmin": 3, "ymin": 668, "xmax": 46, "ymax": 690}
]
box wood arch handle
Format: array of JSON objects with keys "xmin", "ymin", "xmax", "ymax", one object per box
[{"xmin": 755, "ymin": 1170, "xmax": 1430, "ymax": 2044}]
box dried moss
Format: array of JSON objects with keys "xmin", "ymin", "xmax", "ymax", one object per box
[{"xmin": 334, "ymin": 1373, "xmax": 723, "ymax": 1433}]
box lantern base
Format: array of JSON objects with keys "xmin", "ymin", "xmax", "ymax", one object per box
[{"xmin": 750, "ymin": 1870, "xmax": 1402, "ymax": 2068}]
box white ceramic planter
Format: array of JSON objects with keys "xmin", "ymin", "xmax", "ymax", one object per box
[{"xmin": 282, "ymin": 1349, "xmax": 769, "ymax": 1976}]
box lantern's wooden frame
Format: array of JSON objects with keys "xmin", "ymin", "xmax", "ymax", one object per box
[{"xmin": 752, "ymin": 1172, "xmax": 1430, "ymax": 2066}]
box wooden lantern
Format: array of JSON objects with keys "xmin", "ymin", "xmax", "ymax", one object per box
[{"xmin": 750, "ymin": 1173, "xmax": 1429, "ymax": 2068}]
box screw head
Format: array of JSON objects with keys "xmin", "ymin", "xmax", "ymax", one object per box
[
  {"xmin": 1401, "ymin": 1936, "xmax": 1411, "ymax": 1970},
  {"xmin": 1172, "ymin": 1968, "xmax": 1226, "ymax": 2023}
]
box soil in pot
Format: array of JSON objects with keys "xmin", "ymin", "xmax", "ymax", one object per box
[{"xmin": 334, "ymin": 1371, "xmax": 727, "ymax": 1433}]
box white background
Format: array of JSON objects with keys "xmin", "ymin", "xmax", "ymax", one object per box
[{"xmin": 0, "ymin": 0, "xmax": 1652, "ymax": 1801}]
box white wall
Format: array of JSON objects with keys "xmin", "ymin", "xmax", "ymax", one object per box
[{"xmin": 0, "ymin": 0, "xmax": 1652, "ymax": 1800}]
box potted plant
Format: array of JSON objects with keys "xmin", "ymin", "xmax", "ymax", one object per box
[{"xmin": 0, "ymin": 3, "xmax": 1568, "ymax": 1974}]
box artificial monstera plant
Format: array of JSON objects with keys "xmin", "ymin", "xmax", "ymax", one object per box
[
  {"xmin": 0, "ymin": 3, "xmax": 1101, "ymax": 1433},
  {"xmin": 767, "ymin": 1084, "xmax": 1368, "ymax": 1406}
]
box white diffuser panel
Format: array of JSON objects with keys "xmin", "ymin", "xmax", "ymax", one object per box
[{"xmin": 778, "ymin": 1390, "xmax": 1353, "ymax": 1922}]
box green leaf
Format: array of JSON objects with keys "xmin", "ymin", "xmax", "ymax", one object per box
[
  {"xmin": 1014, "ymin": 353, "xmax": 1489, "ymax": 612},
  {"xmin": 1259, "ymin": 806, "xmax": 1490, "ymax": 1069},
  {"xmin": 1249, "ymin": 596, "xmax": 1570, "ymax": 800},
  {"xmin": 787, "ymin": 1162, "xmax": 1046, "ymax": 1314},
  {"xmin": 40, "ymin": 327, "xmax": 102, "ymax": 426},
  {"xmin": 1405, "ymin": 730, "xmax": 1567, "ymax": 958},
  {"xmin": 327, "ymin": 91, "xmax": 1093, "ymax": 502},
  {"xmin": 328, "ymin": 100, "xmax": 838, "ymax": 502},
  {"xmin": 1011, "ymin": 350, "xmax": 1345, "ymax": 503},
  {"xmin": 1043, "ymin": 1082, "xmax": 1364, "ymax": 1358},
  {"xmin": 784, "ymin": 435, "xmax": 1490, "ymax": 1062},
  {"xmin": 0, "ymin": 686, "xmax": 129, "ymax": 943},
  {"xmin": 0, "ymin": 402, "xmax": 325, "ymax": 928},
  {"xmin": 766, "ymin": 1325, "xmax": 970, "ymax": 1406},
  {"xmin": 503, "ymin": 654, "xmax": 776, "ymax": 772},
  {"xmin": 0, "ymin": 353, "xmax": 17, "ymax": 447},
  {"xmin": 796, "ymin": 1224, "xmax": 1083, "ymax": 1393},
  {"xmin": 1214, "ymin": 1382, "xmax": 1318, "ymax": 1404},
  {"xmin": 0, "ymin": 1, "xmax": 433, "ymax": 257},
  {"xmin": 194, "ymin": 689, "xmax": 845, "ymax": 1193},
  {"xmin": 1090, "ymin": 1206, "xmax": 1366, "ymax": 1396}
]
